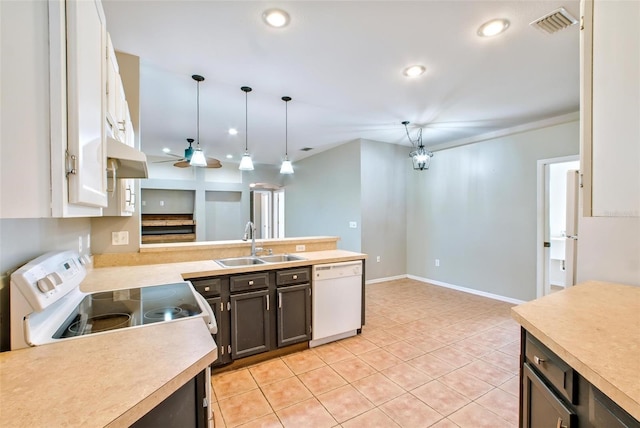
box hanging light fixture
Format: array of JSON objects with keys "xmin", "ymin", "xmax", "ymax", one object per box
[
  {"xmin": 402, "ymin": 121, "xmax": 434, "ymax": 171},
  {"xmin": 238, "ymin": 86, "xmax": 254, "ymax": 171},
  {"xmin": 280, "ymin": 96, "xmax": 294, "ymax": 174},
  {"xmin": 189, "ymin": 74, "xmax": 207, "ymax": 167}
]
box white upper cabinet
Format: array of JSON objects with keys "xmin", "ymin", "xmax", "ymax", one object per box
[
  {"xmin": 580, "ymin": 0, "xmax": 640, "ymax": 217},
  {"xmin": 64, "ymin": 0, "xmax": 108, "ymax": 209}
]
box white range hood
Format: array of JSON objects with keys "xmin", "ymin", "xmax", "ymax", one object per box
[{"xmin": 106, "ymin": 137, "xmax": 148, "ymax": 178}]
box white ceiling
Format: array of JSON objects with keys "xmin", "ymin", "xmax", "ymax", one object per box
[{"xmin": 102, "ymin": 0, "xmax": 580, "ymax": 167}]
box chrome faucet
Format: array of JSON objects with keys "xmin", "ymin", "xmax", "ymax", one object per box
[{"xmin": 242, "ymin": 221, "xmax": 263, "ymax": 256}]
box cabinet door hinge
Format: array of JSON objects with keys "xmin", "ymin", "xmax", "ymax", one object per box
[
  {"xmin": 65, "ymin": 150, "xmax": 77, "ymax": 176},
  {"xmin": 203, "ymin": 397, "xmax": 208, "ymax": 408},
  {"xmin": 579, "ymin": 173, "xmax": 584, "ymax": 188},
  {"xmin": 221, "ymin": 345, "xmax": 224, "ymax": 355},
  {"xmin": 220, "ymin": 302, "xmax": 224, "ymax": 312}
]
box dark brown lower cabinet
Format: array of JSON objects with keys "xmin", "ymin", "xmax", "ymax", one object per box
[
  {"xmin": 230, "ymin": 289, "xmax": 270, "ymax": 359},
  {"xmin": 207, "ymin": 296, "xmax": 231, "ymax": 366},
  {"xmin": 520, "ymin": 329, "xmax": 640, "ymax": 428},
  {"xmin": 132, "ymin": 369, "xmax": 208, "ymax": 428},
  {"xmin": 277, "ymin": 283, "xmax": 311, "ymax": 347},
  {"xmin": 522, "ymin": 363, "xmax": 576, "ymax": 428}
]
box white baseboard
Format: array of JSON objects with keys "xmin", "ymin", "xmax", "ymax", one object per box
[
  {"xmin": 406, "ymin": 275, "xmax": 526, "ymax": 305},
  {"xmin": 365, "ymin": 274, "xmax": 408, "ymax": 285}
]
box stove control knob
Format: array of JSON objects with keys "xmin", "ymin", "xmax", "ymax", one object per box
[{"xmin": 36, "ymin": 273, "xmax": 62, "ymax": 293}]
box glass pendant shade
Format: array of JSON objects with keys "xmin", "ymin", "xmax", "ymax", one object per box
[
  {"xmin": 280, "ymin": 157, "xmax": 294, "ymax": 174},
  {"xmin": 190, "ymin": 148, "xmax": 207, "ymax": 167},
  {"xmin": 410, "ymin": 146, "xmax": 433, "ymax": 170},
  {"xmin": 239, "ymin": 152, "xmax": 254, "ymax": 171}
]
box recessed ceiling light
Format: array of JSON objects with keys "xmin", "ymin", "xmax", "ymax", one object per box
[
  {"xmin": 263, "ymin": 9, "xmax": 290, "ymax": 28},
  {"xmin": 226, "ymin": 154, "xmax": 233, "ymax": 159},
  {"xmin": 403, "ymin": 65, "xmax": 426, "ymax": 78},
  {"xmin": 477, "ymin": 18, "xmax": 510, "ymax": 37},
  {"xmin": 162, "ymin": 147, "xmax": 171, "ymax": 153},
  {"xmin": 228, "ymin": 128, "xmax": 238, "ymax": 135}
]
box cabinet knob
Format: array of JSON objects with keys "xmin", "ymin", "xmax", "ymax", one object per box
[
  {"xmin": 292, "ymin": 274, "xmax": 298, "ymax": 280},
  {"xmin": 204, "ymin": 286, "xmax": 210, "ymax": 292},
  {"xmin": 534, "ymin": 355, "xmax": 546, "ymax": 365},
  {"xmin": 248, "ymin": 280, "xmax": 254, "ymax": 286}
]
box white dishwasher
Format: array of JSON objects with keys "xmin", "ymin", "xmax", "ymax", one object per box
[{"xmin": 310, "ymin": 260, "xmax": 362, "ymax": 347}]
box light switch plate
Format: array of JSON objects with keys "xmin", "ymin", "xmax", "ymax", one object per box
[{"xmin": 349, "ymin": 221, "xmax": 357, "ymax": 228}]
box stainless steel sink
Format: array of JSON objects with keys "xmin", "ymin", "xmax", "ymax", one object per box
[
  {"xmin": 215, "ymin": 257, "xmax": 266, "ymax": 268},
  {"xmin": 258, "ymin": 254, "xmax": 306, "ymax": 263}
]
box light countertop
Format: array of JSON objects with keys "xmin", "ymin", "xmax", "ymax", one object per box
[
  {"xmin": 1, "ymin": 249, "xmax": 366, "ymax": 427},
  {"xmin": 511, "ymin": 280, "xmax": 640, "ymax": 420},
  {"xmin": 0, "ymin": 318, "xmax": 216, "ymax": 427},
  {"xmin": 82, "ymin": 249, "xmax": 367, "ymax": 292}
]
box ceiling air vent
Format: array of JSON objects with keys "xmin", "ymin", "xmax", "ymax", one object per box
[
  {"xmin": 530, "ymin": 7, "xmax": 578, "ymax": 34},
  {"xmin": 300, "ymin": 147, "xmax": 314, "ymax": 152}
]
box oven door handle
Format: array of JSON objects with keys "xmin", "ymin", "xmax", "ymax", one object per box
[{"xmin": 194, "ymin": 292, "xmax": 217, "ymax": 335}]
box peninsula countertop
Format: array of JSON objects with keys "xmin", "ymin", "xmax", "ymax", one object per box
[
  {"xmin": 511, "ymin": 280, "xmax": 640, "ymax": 420},
  {"xmin": 81, "ymin": 249, "xmax": 367, "ymax": 292},
  {"xmin": 0, "ymin": 249, "xmax": 366, "ymax": 426},
  {"xmin": 0, "ymin": 318, "xmax": 216, "ymax": 427}
]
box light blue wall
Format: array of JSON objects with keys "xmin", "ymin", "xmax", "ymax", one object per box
[
  {"xmin": 406, "ymin": 121, "xmax": 580, "ymax": 301},
  {"xmin": 285, "ymin": 141, "xmax": 362, "ymax": 252}
]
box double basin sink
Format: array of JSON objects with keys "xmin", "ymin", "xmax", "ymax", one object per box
[{"xmin": 215, "ymin": 254, "xmax": 306, "ymax": 268}]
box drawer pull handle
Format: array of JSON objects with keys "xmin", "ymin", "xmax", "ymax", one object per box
[
  {"xmin": 293, "ymin": 274, "xmax": 298, "ymax": 280},
  {"xmin": 557, "ymin": 417, "xmax": 567, "ymax": 428},
  {"xmin": 204, "ymin": 286, "xmax": 210, "ymax": 292},
  {"xmin": 534, "ymin": 355, "xmax": 546, "ymax": 365},
  {"xmin": 248, "ymin": 280, "xmax": 254, "ymax": 285}
]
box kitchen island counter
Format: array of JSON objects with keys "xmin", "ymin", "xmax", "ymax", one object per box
[
  {"xmin": 0, "ymin": 317, "xmax": 216, "ymax": 427},
  {"xmin": 511, "ymin": 280, "xmax": 640, "ymax": 421}
]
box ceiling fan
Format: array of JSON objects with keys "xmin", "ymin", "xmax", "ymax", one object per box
[{"xmin": 155, "ymin": 138, "xmax": 222, "ymax": 168}]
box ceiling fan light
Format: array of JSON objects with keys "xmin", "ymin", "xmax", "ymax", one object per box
[
  {"xmin": 190, "ymin": 148, "xmax": 207, "ymax": 167},
  {"xmin": 280, "ymin": 158, "xmax": 294, "ymax": 174},
  {"xmin": 239, "ymin": 152, "xmax": 254, "ymax": 171}
]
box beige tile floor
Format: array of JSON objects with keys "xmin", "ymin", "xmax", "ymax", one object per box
[{"xmin": 210, "ymin": 278, "xmax": 521, "ymax": 427}]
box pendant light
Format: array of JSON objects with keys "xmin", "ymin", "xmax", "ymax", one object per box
[
  {"xmin": 402, "ymin": 121, "xmax": 434, "ymax": 171},
  {"xmin": 189, "ymin": 74, "xmax": 207, "ymax": 167},
  {"xmin": 280, "ymin": 96, "xmax": 294, "ymax": 174},
  {"xmin": 238, "ymin": 86, "xmax": 254, "ymax": 171}
]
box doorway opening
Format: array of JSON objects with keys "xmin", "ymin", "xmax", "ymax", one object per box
[
  {"xmin": 250, "ymin": 187, "xmax": 285, "ymax": 239},
  {"xmin": 536, "ymin": 156, "xmax": 580, "ymax": 298}
]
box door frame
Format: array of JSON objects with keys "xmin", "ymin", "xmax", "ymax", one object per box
[{"xmin": 536, "ymin": 155, "xmax": 580, "ymax": 298}]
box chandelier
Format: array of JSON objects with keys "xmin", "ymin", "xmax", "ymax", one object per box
[{"xmin": 402, "ymin": 121, "xmax": 434, "ymax": 171}]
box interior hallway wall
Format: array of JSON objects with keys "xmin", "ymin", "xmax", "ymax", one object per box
[{"xmin": 406, "ymin": 120, "xmax": 580, "ymax": 302}]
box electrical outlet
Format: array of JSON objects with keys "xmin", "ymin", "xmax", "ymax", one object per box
[
  {"xmin": 349, "ymin": 221, "xmax": 357, "ymax": 229},
  {"xmin": 435, "ymin": 259, "xmax": 440, "ymax": 267},
  {"xmin": 142, "ymin": 200, "xmax": 146, "ymax": 206},
  {"xmin": 78, "ymin": 236, "xmax": 83, "ymax": 253},
  {"xmin": 112, "ymin": 231, "xmax": 129, "ymax": 246},
  {"xmin": 159, "ymin": 200, "xmax": 165, "ymax": 207},
  {"xmin": 376, "ymin": 256, "xmax": 381, "ymax": 262},
  {"xmin": 295, "ymin": 244, "xmax": 306, "ymax": 252}
]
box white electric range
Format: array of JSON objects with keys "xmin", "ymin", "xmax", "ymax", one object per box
[{"xmin": 10, "ymin": 250, "xmax": 217, "ymax": 350}]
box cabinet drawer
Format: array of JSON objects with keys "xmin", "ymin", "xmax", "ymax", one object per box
[
  {"xmin": 191, "ymin": 278, "xmax": 222, "ymax": 297},
  {"xmin": 276, "ymin": 268, "xmax": 310, "ymax": 286},
  {"xmin": 523, "ymin": 363, "xmax": 577, "ymax": 428},
  {"xmin": 230, "ymin": 272, "xmax": 269, "ymax": 293},
  {"xmin": 526, "ymin": 333, "xmax": 577, "ymax": 404}
]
